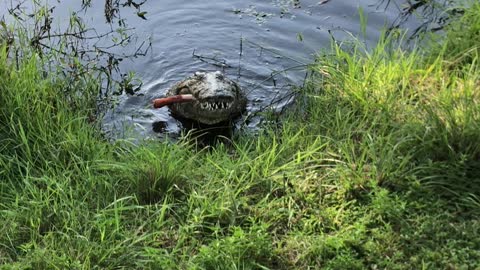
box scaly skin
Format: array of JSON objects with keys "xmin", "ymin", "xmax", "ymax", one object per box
[{"xmin": 153, "ymin": 71, "xmax": 246, "ymax": 125}]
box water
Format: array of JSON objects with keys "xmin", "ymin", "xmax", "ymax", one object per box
[{"xmin": 1, "ymin": 0, "xmax": 418, "ymax": 140}]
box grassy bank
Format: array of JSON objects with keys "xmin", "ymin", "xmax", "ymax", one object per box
[{"xmin": 1, "ymin": 2, "xmax": 479, "ymax": 269}]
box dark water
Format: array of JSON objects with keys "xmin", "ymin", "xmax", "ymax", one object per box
[{"xmin": 1, "ymin": 0, "xmax": 417, "ymax": 140}]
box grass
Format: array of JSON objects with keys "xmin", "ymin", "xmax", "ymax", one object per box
[{"xmin": 1, "ymin": 2, "xmax": 480, "ymax": 269}]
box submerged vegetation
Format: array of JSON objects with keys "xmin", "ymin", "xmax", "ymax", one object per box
[{"xmin": 1, "ymin": 1, "xmax": 480, "ymax": 269}]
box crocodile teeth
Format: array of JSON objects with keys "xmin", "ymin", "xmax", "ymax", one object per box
[{"xmin": 200, "ymin": 101, "xmax": 234, "ymax": 111}]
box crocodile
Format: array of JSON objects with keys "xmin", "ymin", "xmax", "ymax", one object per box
[{"xmin": 153, "ymin": 71, "xmax": 247, "ymax": 125}]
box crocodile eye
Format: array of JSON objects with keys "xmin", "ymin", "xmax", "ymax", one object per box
[
  {"xmin": 215, "ymin": 72, "xmax": 224, "ymax": 80},
  {"xmin": 194, "ymin": 72, "xmax": 205, "ymax": 79},
  {"xmin": 179, "ymin": 87, "xmax": 190, "ymax": 94}
]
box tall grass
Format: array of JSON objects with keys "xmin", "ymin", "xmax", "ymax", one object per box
[{"xmin": 1, "ymin": 2, "xmax": 480, "ymax": 269}]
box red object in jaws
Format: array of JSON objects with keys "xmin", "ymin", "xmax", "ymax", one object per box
[{"xmin": 152, "ymin": 94, "xmax": 195, "ymax": 109}]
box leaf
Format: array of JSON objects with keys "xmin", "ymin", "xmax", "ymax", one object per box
[
  {"xmin": 297, "ymin": 32, "xmax": 304, "ymax": 42},
  {"xmin": 137, "ymin": 11, "xmax": 148, "ymax": 20},
  {"xmin": 359, "ymin": 7, "xmax": 367, "ymax": 38}
]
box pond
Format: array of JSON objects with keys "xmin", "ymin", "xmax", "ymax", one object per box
[{"xmin": 1, "ymin": 0, "xmax": 421, "ymax": 140}]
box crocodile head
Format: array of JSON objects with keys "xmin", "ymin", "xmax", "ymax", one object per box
[{"xmin": 153, "ymin": 71, "xmax": 246, "ymax": 125}]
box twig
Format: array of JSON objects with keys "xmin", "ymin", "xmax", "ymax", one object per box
[
  {"xmin": 192, "ymin": 49, "xmax": 232, "ymax": 68},
  {"xmin": 243, "ymin": 64, "xmax": 309, "ymax": 95},
  {"xmin": 243, "ymin": 38, "xmax": 308, "ymax": 66},
  {"xmin": 237, "ymin": 36, "xmax": 243, "ymax": 81}
]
